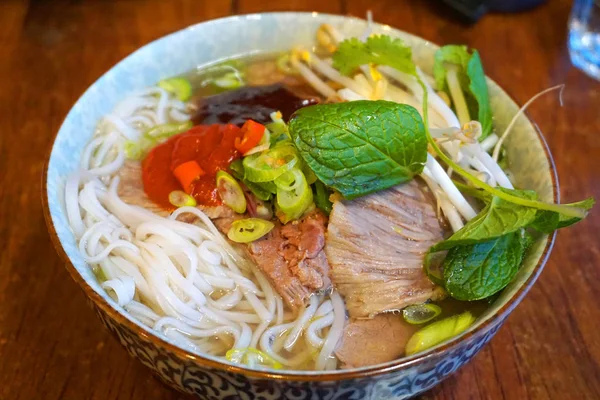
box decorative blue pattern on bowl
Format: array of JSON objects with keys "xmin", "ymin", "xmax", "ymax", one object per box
[{"xmin": 44, "ymin": 12, "xmax": 557, "ymax": 399}]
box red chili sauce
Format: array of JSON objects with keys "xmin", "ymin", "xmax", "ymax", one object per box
[
  {"xmin": 142, "ymin": 124, "xmax": 243, "ymax": 210},
  {"xmin": 141, "ymin": 84, "xmax": 320, "ymax": 210}
]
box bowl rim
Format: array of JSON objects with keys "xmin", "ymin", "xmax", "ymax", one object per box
[{"xmin": 42, "ymin": 11, "xmax": 558, "ymax": 382}]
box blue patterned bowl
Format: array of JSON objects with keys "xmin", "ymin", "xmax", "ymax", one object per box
[{"xmin": 43, "ymin": 12, "xmax": 557, "ymax": 399}]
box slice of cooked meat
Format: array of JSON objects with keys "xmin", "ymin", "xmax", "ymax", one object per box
[
  {"xmin": 247, "ymin": 211, "xmax": 331, "ymax": 310},
  {"xmin": 335, "ymin": 313, "xmax": 418, "ymax": 369},
  {"xmin": 326, "ymin": 180, "xmax": 446, "ymax": 318},
  {"xmin": 117, "ymin": 160, "xmax": 234, "ymax": 221}
]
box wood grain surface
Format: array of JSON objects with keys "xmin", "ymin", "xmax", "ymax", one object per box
[{"xmin": 1, "ymin": 0, "xmax": 599, "ymax": 399}]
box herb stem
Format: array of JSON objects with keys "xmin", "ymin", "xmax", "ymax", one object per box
[
  {"xmin": 429, "ymin": 133, "xmax": 586, "ymax": 219},
  {"xmin": 446, "ymin": 66, "xmax": 471, "ymax": 126},
  {"xmin": 418, "ymin": 79, "xmax": 587, "ymax": 220}
]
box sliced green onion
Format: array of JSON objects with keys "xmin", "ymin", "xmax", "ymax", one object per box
[
  {"xmin": 228, "ymin": 159, "xmax": 244, "ymax": 180},
  {"xmin": 402, "ymin": 304, "xmax": 442, "ymax": 325},
  {"xmin": 214, "ymin": 72, "xmax": 244, "ymax": 89},
  {"xmin": 124, "ymin": 136, "xmax": 156, "ymax": 160},
  {"xmin": 245, "ymin": 180, "xmax": 272, "ymax": 201},
  {"xmin": 266, "ymin": 114, "xmax": 291, "ymax": 145},
  {"xmin": 243, "ymin": 145, "xmax": 298, "ymax": 183},
  {"xmin": 274, "ymin": 168, "xmax": 304, "ymax": 192},
  {"xmin": 94, "ymin": 266, "xmax": 107, "ymax": 282},
  {"xmin": 276, "ymin": 169, "xmax": 313, "ymax": 223},
  {"xmin": 276, "ymin": 53, "xmax": 299, "ymax": 76},
  {"xmin": 216, "ymin": 171, "xmax": 246, "ymax": 214},
  {"xmin": 227, "ymin": 218, "xmax": 275, "ymax": 243},
  {"xmin": 226, "ymin": 347, "xmax": 283, "ymax": 370},
  {"xmin": 259, "ymin": 180, "xmax": 278, "ymax": 194},
  {"xmin": 158, "ymin": 77, "xmax": 192, "ymax": 101},
  {"xmin": 168, "ymin": 190, "xmax": 197, "ymax": 208},
  {"xmin": 405, "ymin": 311, "xmax": 476, "ymax": 356},
  {"xmin": 145, "ymin": 121, "xmax": 192, "ymax": 139}
]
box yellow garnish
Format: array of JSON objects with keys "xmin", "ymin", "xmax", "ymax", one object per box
[
  {"xmin": 300, "ymin": 50, "xmax": 311, "ymax": 63},
  {"xmin": 462, "ymin": 121, "xmax": 482, "ymax": 141},
  {"xmin": 316, "ymin": 24, "xmax": 338, "ymax": 53},
  {"xmin": 371, "ymin": 79, "xmax": 387, "ymax": 100},
  {"xmin": 368, "ymin": 64, "xmax": 383, "ymax": 81},
  {"xmin": 272, "ymin": 111, "xmax": 283, "ymax": 121}
]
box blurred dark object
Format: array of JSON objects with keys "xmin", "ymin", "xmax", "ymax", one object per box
[
  {"xmin": 488, "ymin": 0, "xmax": 547, "ymax": 12},
  {"xmin": 440, "ymin": 0, "xmax": 548, "ymax": 22}
]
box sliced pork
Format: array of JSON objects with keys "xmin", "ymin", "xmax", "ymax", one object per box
[
  {"xmin": 247, "ymin": 211, "xmax": 331, "ymax": 310},
  {"xmin": 335, "ymin": 313, "xmax": 417, "ymax": 368},
  {"xmin": 326, "ymin": 180, "xmax": 446, "ymax": 318}
]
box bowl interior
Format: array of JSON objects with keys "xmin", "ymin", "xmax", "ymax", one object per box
[{"xmin": 45, "ymin": 12, "xmax": 555, "ymax": 375}]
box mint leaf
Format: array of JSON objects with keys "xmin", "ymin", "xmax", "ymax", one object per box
[
  {"xmin": 529, "ymin": 210, "xmax": 560, "ymax": 234},
  {"xmin": 434, "ymin": 45, "xmax": 493, "ymax": 139},
  {"xmin": 288, "ymin": 101, "xmax": 427, "ymax": 199},
  {"xmin": 431, "ymin": 189, "xmax": 538, "ymax": 252},
  {"xmin": 443, "ymin": 229, "xmax": 533, "ymax": 301},
  {"xmin": 313, "ymin": 181, "xmax": 332, "ymax": 215},
  {"xmin": 530, "ymin": 197, "xmax": 595, "ymax": 233},
  {"xmin": 332, "ymin": 35, "xmax": 417, "ymax": 77}
]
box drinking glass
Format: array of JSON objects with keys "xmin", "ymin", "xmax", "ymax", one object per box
[{"xmin": 569, "ymin": 0, "xmax": 600, "ymax": 80}]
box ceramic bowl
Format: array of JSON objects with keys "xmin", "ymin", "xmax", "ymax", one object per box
[{"xmin": 43, "ymin": 12, "xmax": 557, "ymax": 400}]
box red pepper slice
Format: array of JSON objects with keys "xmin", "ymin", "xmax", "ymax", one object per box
[
  {"xmin": 173, "ymin": 160, "xmax": 205, "ymax": 193},
  {"xmin": 234, "ymin": 120, "xmax": 266, "ymax": 154}
]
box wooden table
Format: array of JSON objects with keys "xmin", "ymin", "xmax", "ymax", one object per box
[{"xmin": 1, "ymin": 0, "xmax": 599, "ymax": 399}]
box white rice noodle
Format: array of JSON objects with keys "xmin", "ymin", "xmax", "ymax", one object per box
[
  {"xmin": 102, "ymin": 276, "xmax": 136, "ymax": 306},
  {"xmin": 283, "ymin": 295, "xmax": 320, "ymax": 350},
  {"xmin": 314, "ymin": 290, "xmax": 345, "ymax": 370},
  {"xmin": 64, "ymin": 84, "xmax": 344, "ymax": 370}
]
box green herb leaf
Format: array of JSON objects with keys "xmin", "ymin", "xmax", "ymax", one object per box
[
  {"xmin": 529, "ymin": 197, "xmax": 595, "ymax": 233},
  {"xmin": 431, "ymin": 189, "xmax": 538, "ymax": 252},
  {"xmin": 288, "ymin": 100, "xmax": 427, "ymax": 199},
  {"xmin": 332, "ymin": 35, "xmax": 416, "ymax": 77},
  {"xmin": 443, "ymin": 229, "xmax": 533, "ymax": 301},
  {"xmin": 433, "ymin": 45, "xmax": 493, "ymax": 139},
  {"xmin": 313, "ymin": 181, "xmax": 333, "ymax": 215},
  {"xmin": 450, "ymin": 183, "xmax": 594, "ymax": 235}
]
